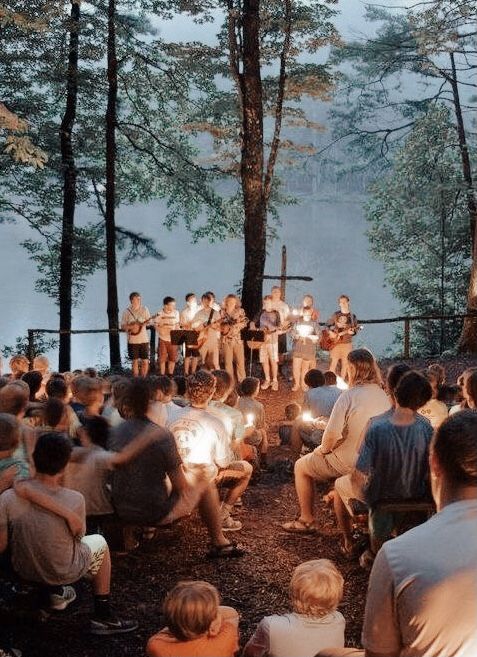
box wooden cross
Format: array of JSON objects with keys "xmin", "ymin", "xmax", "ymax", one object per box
[{"xmin": 263, "ymin": 245, "xmax": 313, "ymax": 300}]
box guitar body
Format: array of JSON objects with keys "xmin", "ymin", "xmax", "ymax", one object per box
[
  {"xmin": 319, "ymin": 329, "xmax": 337, "ymax": 351},
  {"xmin": 128, "ymin": 322, "xmax": 143, "ymax": 337}
]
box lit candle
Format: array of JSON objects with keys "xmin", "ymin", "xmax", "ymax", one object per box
[
  {"xmin": 246, "ymin": 413, "xmax": 255, "ymax": 427},
  {"xmin": 297, "ymin": 323, "xmax": 313, "ymax": 338},
  {"xmin": 292, "ymin": 308, "xmax": 299, "ymax": 316},
  {"xmin": 302, "ymin": 411, "xmax": 313, "ymax": 422}
]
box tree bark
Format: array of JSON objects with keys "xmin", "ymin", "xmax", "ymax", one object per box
[
  {"xmin": 105, "ymin": 0, "xmax": 121, "ymax": 370},
  {"xmin": 58, "ymin": 1, "xmax": 80, "ymax": 372},
  {"xmin": 240, "ymin": 0, "xmax": 266, "ymax": 320},
  {"xmin": 449, "ymin": 53, "xmax": 477, "ymax": 352}
]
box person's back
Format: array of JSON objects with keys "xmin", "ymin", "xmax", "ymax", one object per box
[
  {"xmin": 323, "ymin": 383, "xmax": 391, "ymax": 471},
  {"xmin": 109, "ymin": 417, "xmax": 180, "ymax": 524},
  {"xmin": 362, "ymin": 410, "xmax": 477, "ymax": 657},
  {"xmin": 305, "ymin": 385, "xmax": 341, "ymax": 418},
  {"xmin": 1, "ymin": 479, "xmax": 90, "ymax": 585},
  {"xmin": 65, "ymin": 445, "xmax": 114, "ymax": 517},
  {"xmin": 243, "ymin": 559, "xmax": 345, "ymax": 657},
  {"xmin": 357, "ymin": 413, "xmax": 433, "ymax": 506}
]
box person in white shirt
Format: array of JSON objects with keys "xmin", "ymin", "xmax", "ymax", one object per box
[
  {"xmin": 192, "ymin": 293, "xmax": 222, "ymax": 370},
  {"xmin": 270, "ymin": 286, "xmax": 290, "ymax": 359},
  {"xmin": 180, "ymin": 293, "xmax": 202, "ymax": 375},
  {"xmin": 243, "ymin": 559, "xmax": 345, "ymax": 657},
  {"xmin": 148, "ymin": 375, "xmax": 184, "ymax": 427},
  {"xmin": 155, "ymin": 296, "xmax": 180, "ymax": 375},
  {"xmin": 120, "ymin": 292, "xmax": 151, "ymax": 377}
]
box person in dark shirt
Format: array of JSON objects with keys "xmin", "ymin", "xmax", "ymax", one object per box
[
  {"xmin": 326, "ymin": 295, "xmax": 358, "ymax": 380},
  {"xmin": 333, "ymin": 370, "xmax": 433, "ymax": 557},
  {"xmin": 108, "ymin": 378, "xmax": 244, "ymax": 559}
]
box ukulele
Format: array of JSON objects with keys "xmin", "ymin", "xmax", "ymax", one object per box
[{"xmin": 126, "ymin": 312, "xmax": 159, "ymax": 337}]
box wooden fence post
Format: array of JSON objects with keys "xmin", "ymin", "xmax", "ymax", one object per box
[
  {"xmin": 404, "ymin": 319, "xmax": 411, "ymax": 359},
  {"xmin": 27, "ymin": 330, "xmax": 35, "ymax": 369}
]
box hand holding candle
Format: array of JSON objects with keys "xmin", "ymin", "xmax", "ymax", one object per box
[{"xmin": 245, "ymin": 413, "xmax": 255, "ymax": 428}]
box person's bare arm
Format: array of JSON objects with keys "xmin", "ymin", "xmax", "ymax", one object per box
[
  {"xmin": 13, "ymin": 480, "xmax": 85, "ymax": 537},
  {"xmin": 320, "ymin": 395, "xmax": 348, "ymax": 454},
  {"xmin": 0, "ymin": 466, "xmax": 17, "ymax": 494}
]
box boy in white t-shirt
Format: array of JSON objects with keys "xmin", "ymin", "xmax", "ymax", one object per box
[{"xmin": 243, "ymin": 559, "xmax": 345, "ymax": 657}]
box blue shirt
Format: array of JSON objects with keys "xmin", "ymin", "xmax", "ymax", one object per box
[
  {"xmin": 356, "ymin": 413, "xmax": 433, "ymax": 507},
  {"xmin": 304, "ymin": 385, "xmax": 341, "ymax": 418}
]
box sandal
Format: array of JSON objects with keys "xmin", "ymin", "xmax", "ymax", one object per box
[
  {"xmin": 207, "ymin": 542, "xmax": 246, "ymax": 559},
  {"xmin": 282, "ymin": 519, "xmax": 318, "ymax": 534}
]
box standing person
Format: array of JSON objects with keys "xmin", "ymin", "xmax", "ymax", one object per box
[
  {"xmin": 219, "ymin": 295, "xmax": 248, "ymax": 384},
  {"xmin": 291, "ymin": 307, "xmax": 320, "ymax": 391},
  {"xmin": 192, "ymin": 293, "xmax": 222, "ymax": 370},
  {"xmin": 300, "ymin": 294, "xmax": 320, "ymax": 322},
  {"xmin": 251, "ymin": 296, "xmax": 281, "ymax": 391},
  {"xmin": 270, "ymin": 286, "xmax": 290, "ymax": 360},
  {"xmin": 326, "ymin": 295, "xmax": 359, "ymax": 381},
  {"xmin": 180, "ymin": 293, "xmax": 201, "ymax": 375},
  {"xmin": 155, "ymin": 297, "xmax": 180, "ymax": 376},
  {"xmin": 121, "ymin": 292, "xmax": 151, "ymax": 377}
]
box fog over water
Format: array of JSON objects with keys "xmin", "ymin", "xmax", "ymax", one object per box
[{"xmin": 1, "ymin": 1, "xmax": 408, "ymax": 369}]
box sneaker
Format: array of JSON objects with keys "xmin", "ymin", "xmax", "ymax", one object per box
[
  {"xmin": 261, "ymin": 380, "xmax": 271, "ymax": 390},
  {"xmin": 90, "ymin": 617, "xmax": 139, "ymax": 636},
  {"xmin": 49, "ymin": 585, "xmax": 77, "ymax": 611},
  {"xmin": 234, "ymin": 496, "xmax": 243, "ymax": 507},
  {"xmin": 271, "ymin": 380, "xmax": 278, "ymax": 391},
  {"xmin": 221, "ymin": 514, "xmax": 243, "ymax": 532}
]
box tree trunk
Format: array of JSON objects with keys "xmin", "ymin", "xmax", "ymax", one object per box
[
  {"xmin": 240, "ymin": 0, "xmax": 266, "ymax": 320},
  {"xmin": 105, "ymin": 0, "xmax": 121, "ymax": 370},
  {"xmin": 450, "ymin": 53, "xmax": 477, "ymax": 352},
  {"xmin": 58, "ymin": 1, "xmax": 80, "ymax": 372}
]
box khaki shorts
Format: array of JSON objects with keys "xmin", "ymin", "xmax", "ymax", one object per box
[
  {"xmin": 259, "ymin": 342, "xmax": 278, "ymax": 363},
  {"xmin": 82, "ymin": 534, "xmax": 108, "ymax": 576},
  {"xmin": 334, "ymin": 473, "xmax": 365, "ymax": 515},
  {"xmin": 297, "ymin": 448, "xmax": 347, "ymax": 483},
  {"xmin": 159, "ymin": 464, "xmax": 211, "ymax": 525}
]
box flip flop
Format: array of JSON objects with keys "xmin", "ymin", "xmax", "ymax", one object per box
[
  {"xmin": 206, "ymin": 542, "xmax": 246, "ymax": 559},
  {"xmin": 282, "ymin": 519, "xmax": 318, "ymax": 534}
]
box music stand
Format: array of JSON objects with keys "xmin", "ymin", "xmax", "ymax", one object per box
[{"xmin": 241, "ymin": 329, "xmax": 265, "ymax": 377}]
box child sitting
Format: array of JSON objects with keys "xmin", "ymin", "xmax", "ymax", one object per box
[
  {"xmin": 146, "ymin": 580, "xmax": 239, "ymax": 657},
  {"xmin": 237, "ymin": 377, "xmax": 268, "ymax": 467},
  {"xmin": 278, "ymin": 403, "xmax": 301, "ymax": 446},
  {"xmin": 0, "ymin": 413, "xmax": 29, "ymax": 480},
  {"xmin": 148, "ymin": 376, "xmax": 184, "ymax": 427},
  {"xmin": 242, "ymin": 559, "xmax": 345, "ymax": 657}
]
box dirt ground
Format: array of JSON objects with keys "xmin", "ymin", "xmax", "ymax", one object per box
[{"xmin": 2, "ymin": 354, "xmax": 476, "ymax": 657}]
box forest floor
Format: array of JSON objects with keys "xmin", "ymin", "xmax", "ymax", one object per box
[{"xmin": 2, "ymin": 354, "xmax": 477, "ymax": 657}]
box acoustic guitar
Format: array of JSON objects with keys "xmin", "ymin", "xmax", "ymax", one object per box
[{"xmin": 320, "ymin": 325, "xmax": 363, "ymax": 351}]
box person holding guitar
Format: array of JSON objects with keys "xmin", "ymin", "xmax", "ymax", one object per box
[
  {"xmin": 191, "ymin": 293, "xmax": 222, "ymax": 370},
  {"xmin": 251, "ymin": 295, "xmax": 282, "ymax": 391},
  {"xmin": 220, "ymin": 294, "xmax": 248, "ymax": 383},
  {"xmin": 121, "ymin": 292, "xmax": 151, "ymax": 377},
  {"xmin": 180, "ymin": 293, "xmax": 201, "ymax": 375},
  {"xmin": 325, "ymin": 295, "xmax": 359, "ymax": 381}
]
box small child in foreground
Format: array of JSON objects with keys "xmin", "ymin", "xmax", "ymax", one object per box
[
  {"xmin": 242, "ymin": 559, "xmax": 345, "ymax": 657},
  {"xmin": 237, "ymin": 377, "xmax": 268, "ymax": 467},
  {"xmin": 146, "ymin": 580, "xmax": 239, "ymax": 657}
]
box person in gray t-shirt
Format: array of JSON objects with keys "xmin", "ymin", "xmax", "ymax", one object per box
[{"xmin": 0, "ymin": 432, "xmax": 137, "ymax": 636}]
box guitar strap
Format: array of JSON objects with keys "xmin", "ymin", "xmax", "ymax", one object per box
[
  {"xmin": 127, "ymin": 308, "xmax": 139, "ymax": 323},
  {"xmin": 206, "ymin": 308, "xmax": 214, "ymax": 325}
]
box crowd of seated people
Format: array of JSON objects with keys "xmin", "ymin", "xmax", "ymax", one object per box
[{"xmin": 0, "ymin": 350, "xmax": 476, "ymax": 656}]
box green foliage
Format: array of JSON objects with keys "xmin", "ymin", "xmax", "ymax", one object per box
[
  {"xmin": 1, "ymin": 333, "xmax": 58, "ymax": 360},
  {"xmin": 366, "ymin": 106, "xmax": 472, "ymax": 354}
]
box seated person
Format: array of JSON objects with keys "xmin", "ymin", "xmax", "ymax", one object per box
[
  {"xmin": 147, "ymin": 376, "xmax": 184, "ymax": 427},
  {"xmin": 21, "ymin": 370, "xmax": 43, "ymax": 402},
  {"xmin": 0, "ymin": 413, "xmax": 29, "ymax": 480},
  {"xmin": 290, "ymin": 369, "xmax": 341, "ymax": 458},
  {"xmin": 328, "ymin": 411, "xmax": 477, "ymax": 657},
  {"xmin": 418, "ymin": 368, "xmax": 448, "ymax": 428},
  {"xmin": 172, "ymin": 376, "xmax": 188, "ymax": 408},
  {"xmin": 147, "ymin": 580, "xmax": 239, "ymax": 657},
  {"xmin": 323, "ymin": 370, "xmax": 338, "ymax": 387},
  {"xmin": 65, "ymin": 416, "xmax": 161, "ymax": 522},
  {"xmin": 108, "ymin": 378, "xmax": 244, "ymax": 558},
  {"xmin": 46, "ymin": 376, "xmax": 81, "ymax": 438},
  {"xmin": 0, "ymin": 432, "xmax": 137, "ymax": 635},
  {"xmin": 237, "ymin": 377, "xmax": 268, "ymax": 468},
  {"xmin": 243, "ymin": 559, "xmax": 345, "ymax": 657},
  {"xmin": 0, "ymin": 384, "xmax": 36, "ymax": 471},
  {"xmin": 278, "ymin": 403, "xmax": 301, "ymax": 446},
  {"xmin": 168, "ymin": 371, "xmax": 252, "ymax": 532},
  {"xmin": 334, "ymin": 370, "xmax": 433, "ymax": 558},
  {"xmin": 101, "ymin": 377, "xmax": 128, "ymax": 428}
]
